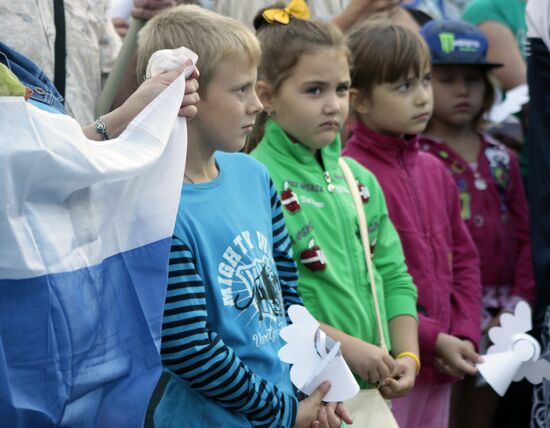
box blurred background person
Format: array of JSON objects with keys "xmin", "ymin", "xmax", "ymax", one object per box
[{"xmin": 0, "ymin": 0, "xmax": 177, "ymax": 124}]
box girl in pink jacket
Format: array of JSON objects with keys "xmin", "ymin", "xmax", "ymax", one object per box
[
  {"xmin": 419, "ymin": 20, "xmax": 535, "ymax": 428},
  {"xmin": 342, "ymin": 22, "xmax": 483, "ymax": 428}
]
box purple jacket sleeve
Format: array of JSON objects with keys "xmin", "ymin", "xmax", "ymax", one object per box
[
  {"xmin": 417, "ymin": 314, "xmax": 445, "ymax": 364},
  {"xmin": 445, "ymin": 172, "xmax": 482, "ymax": 348},
  {"xmin": 506, "ymin": 150, "xmax": 536, "ymax": 307}
]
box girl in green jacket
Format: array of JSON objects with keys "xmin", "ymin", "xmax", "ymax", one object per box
[{"xmin": 248, "ymin": 2, "xmax": 420, "ymax": 408}]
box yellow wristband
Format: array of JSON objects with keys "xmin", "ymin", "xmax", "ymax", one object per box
[{"xmin": 396, "ymin": 351, "xmax": 421, "ymax": 375}]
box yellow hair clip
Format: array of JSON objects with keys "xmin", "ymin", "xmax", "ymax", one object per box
[{"xmin": 262, "ymin": 0, "xmax": 310, "ymax": 25}]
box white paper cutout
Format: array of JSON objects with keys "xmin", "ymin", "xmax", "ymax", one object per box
[
  {"xmin": 488, "ymin": 84, "xmax": 529, "ymax": 124},
  {"xmin": 279, "ymin": 305, "xmax": 360, "ymax": 402},
  {"xmin": 477, "ymin": 301, "xmax": 550, "ymax": 396}
]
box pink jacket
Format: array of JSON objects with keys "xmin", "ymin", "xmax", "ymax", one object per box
[
  {"xmin": 419, "ymin": 134, "xmax": 535, "ymax": 329},
  {"xmin": 343, "ymin": 122, "xmax": 482, "ymax": 384}
]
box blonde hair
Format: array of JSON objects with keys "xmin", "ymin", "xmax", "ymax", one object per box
[
  {"xmin": 137, "ymin": 5, "xmax": 261, "ymax": 92},
  {"xmin": 348, "ymin": 22, "xmax": 431, "ymax": 104},
  {"xmin": 246, "ymin": 5, "xmax": 349, "ymax": 152}
]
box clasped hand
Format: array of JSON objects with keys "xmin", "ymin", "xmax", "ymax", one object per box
[
  {"xmin": 294, "ymin": 382, "xmax": 353, "ymax": 428},
  {"xmin": 346, "ymin": 338, "xmax": 417, "ymax": 399},
  {"xmin": 434, "ymin": 333, "xmax": 482, "ymax": 377}
]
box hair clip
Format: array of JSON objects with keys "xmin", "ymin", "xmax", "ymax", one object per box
[{"xmin": 262, "ymin": 0, "xmax": 310, "ymax": 25}]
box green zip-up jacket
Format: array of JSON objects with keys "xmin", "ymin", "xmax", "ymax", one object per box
[{"xmin": 252, "ymin": 120, "xmax": 418, "ymax": 389}]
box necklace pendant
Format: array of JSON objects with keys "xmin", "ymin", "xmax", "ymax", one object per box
[{"xmin": 327, "ymin": 183, "xmax": 335, "ymax": 193}]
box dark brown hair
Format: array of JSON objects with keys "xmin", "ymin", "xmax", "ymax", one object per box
[
  {"xmin": 477, "ymin": 73, "xmax": 496, "ymax": 128},
  {"xmin": 245, "ymin": 5, "xmax": 350, "ymax": 152},
  {"xmin": 347, "ymin": 21, "xmax": 431, "ymax": 105}
]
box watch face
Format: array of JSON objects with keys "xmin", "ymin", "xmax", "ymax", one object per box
[
  {"xmin": 95, "ymin": 118, "xmax": 109, "ymax": 139},
  {"xmin": 95, "ymin": 119, "xmax": 106, "ymax": 133}
]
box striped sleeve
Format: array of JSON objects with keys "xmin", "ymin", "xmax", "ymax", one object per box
[
  {"xmin": 161, "ymin": 238, "xmax": 298, "ymax": 427},
  {"xmin": 268, "ymin": 179, "xmax": 303, "ymax": 315}
]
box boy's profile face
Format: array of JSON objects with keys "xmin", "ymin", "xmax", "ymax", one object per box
[
  {"xmin": 431, "ymin": 65, "xmax": 486, "ymax": 128},
  {"xmin": 191, "ymin": 53, "xmax": 263, "ymax": 153},
  {"xmin": 356, "ymin": 66, "xmax": 434, "ymax": 137}
]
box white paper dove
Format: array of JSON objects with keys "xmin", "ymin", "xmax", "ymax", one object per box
[
  {"xmin": 278, "ymin": 305, "xmax": 359, "ymax": 402},
  {"xmin": 477, "ymin": 301, "xmax": 550, "ymax": 396},
  {"xmin": 488, "ymin": 84, "xmax": 529, "ymax": 124}
]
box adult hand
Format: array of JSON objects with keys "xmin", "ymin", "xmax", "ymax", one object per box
[
  {"xmin": 350, "ymin": 0, "xmax": 400, "ymax": 17},
  {"xmin": 125, "ymin": 60, "xmax": 199, "ymax": 120},
  {"xmin": 112, "ymin": 17, "xmax": 130, "ymax": 38},
  {"xmin": 434, "ymin": 334, "xmax": 482, "ymax": 377},
  {"xmin": 84, "ymin": 61, "xmax": 199, "ymax": 140},
  {"xmin": 179, "ymin": 66, "xmax": 200, "ymax": 119},
  {"xmin": 332, "ymin": 0, "xmax": 400, "ymax": 32},
  {"xmin": 132, "ymin": 0, "xmax": 177, "ymax": 21}
]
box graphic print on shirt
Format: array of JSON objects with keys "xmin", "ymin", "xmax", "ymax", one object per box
[
  {"xmin": 457, "ymin": 178, "xmax": 471, "ymax": 220},
  {"xmin": 485, "ymin": 145, "xmax": 510, "ymax": 188},
  {"xmin": 218, "ymin": 230, "xmax": 286, "ymax": 347},
  {"xmin": 280, "ymin": 181, "xmax": 301, "ymax": 213},
  {"xmin": 358, "ymin": 180, "xmax": 370, "ymax": 203},
  {"xmin": 299, "ymin": 238, "xmax": 327, "ymax": 272},
  {"xmin": 485, "ymin": 144, "xmax": 511, "ymax": 218}
]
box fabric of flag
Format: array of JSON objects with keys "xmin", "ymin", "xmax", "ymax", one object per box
[{"xmin": 0, "ymin": 68, "xmax": 188, "ymax": 427}]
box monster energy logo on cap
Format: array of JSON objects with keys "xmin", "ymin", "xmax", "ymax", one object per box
[{"xmin": 439, "ymin": 32, "xmax": 455, "ymax": 54}]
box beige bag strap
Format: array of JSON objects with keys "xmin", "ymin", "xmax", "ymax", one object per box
[{"xmin": 338, "ymin": 158, "xmax": 387, "ymax": 353}]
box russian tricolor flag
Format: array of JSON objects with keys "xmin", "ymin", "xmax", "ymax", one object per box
[{"xmin": 0, "ymin": 67, "xmax": 188, "ymax": 426}]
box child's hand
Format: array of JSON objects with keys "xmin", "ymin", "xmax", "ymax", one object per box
[
  {"xmin": 320, "ymin": 402, "xmax": 353, "ymax": 427},
  {"xmin": 344, "ymin": 336, "xmax": 396, "ymax": 385},
  {"xmin": 294, "ymin": 382, "xmax": 345, "ymax": 428},
  {"xmin": 310, "ymin": 402, "xmax": 353, "ymax": 428},
  {"xmin": 434, "ymin": 333, "xmax": 481, "ymax": 376},
  {"xmin": 379, "ymin": 355, "xmax": 417, "ymax": 399}
]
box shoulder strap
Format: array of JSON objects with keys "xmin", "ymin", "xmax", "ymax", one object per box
[
  {"xmin": 53, "ymin": 0, "xmax": 66, "ymax": 98},
  {"xmin": 338, "ymin": 158, "xmax": 387, "ymax": 352}
]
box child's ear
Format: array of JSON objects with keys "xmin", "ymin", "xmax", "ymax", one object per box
[
  {"xmin": 349, "ymin": 88, "xmax": 369, "ymax": 115},
  {"xmin": 256, "ymin": 80, "xmax": 275, "ymax": 114}
]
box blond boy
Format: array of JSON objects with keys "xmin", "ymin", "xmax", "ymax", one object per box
[{"xmin": 137, "ymin": 6, "xmax": 350, "ymax": 427}]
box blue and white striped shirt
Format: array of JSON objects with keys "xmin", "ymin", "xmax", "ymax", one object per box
[{"xmin": 156, "ymin": 153, "xmax": 302, "ymax": 428}]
